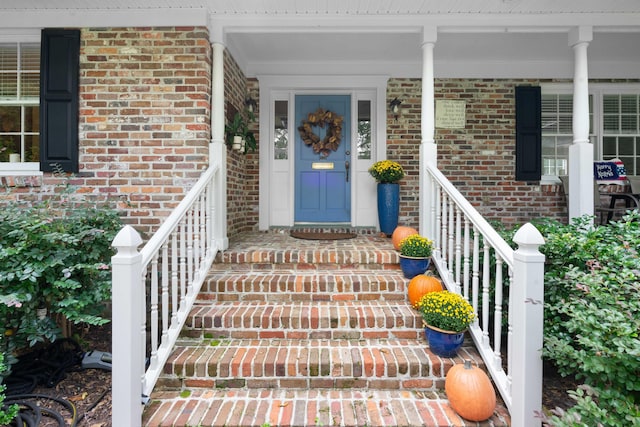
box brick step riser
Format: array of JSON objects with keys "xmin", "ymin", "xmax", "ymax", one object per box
[
  {"xmin": 210, "ymin": 262, "xmax": 401, "ymax": 271},
  {"xmin": 184, "ymin": 303, "xmax": 421, "ymax": 331},
  {"xmin": 158, "ymin": 352, "xmax": 463, "ymax": 392},
  {"xmin": 200, "ymin": 277, "xmax": 408, "ymax": 300},
  {"xmin": 158, "ymin": 341, "xmax": 480, "ymax": 393},
  {"xmin": 214, "ymin": 252, "xmax": 400, "ymax": 267},
  {"xmin": 181, "ymin": 329, "xmax": 423, "ymax": 341}
]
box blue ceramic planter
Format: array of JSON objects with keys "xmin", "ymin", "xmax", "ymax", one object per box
[
  {"xmin": 399, "ymin": 255, "xmax": 430, "ymax": 279},
  {"xmin": 377, "ymin": 183, "xmax": 400, "ymax": 236},
  {"xmin": 424, "ymin": 325, "xmax": 465, "ymax": 358}
]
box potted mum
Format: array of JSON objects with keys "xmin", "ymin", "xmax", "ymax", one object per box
[
  {"xmin": 398, "ymin": 234, "xmax": 433, "ymax": 279},
  {"xmin": 416, "ymin": 290, "xmax": 476, "ymax": 357},
  {"xmin": 368, "ymin": 160, "xmax": 404, "ymax": 236}
]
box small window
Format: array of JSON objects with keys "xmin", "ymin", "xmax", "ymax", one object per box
[
  {"xmin": 0, "ymin": 42, "xmax": 40, "ymax": 164},
  {"xmin": 602, "ymin": 94, "xmax": 640, "ymax": 175},
  {"xmin": 357, "ymin": 100, "xmax": 371, "ymax": 160},
  {"xmin": 274, "ymin": 100, "xmax": 288, "ymax": 160}
]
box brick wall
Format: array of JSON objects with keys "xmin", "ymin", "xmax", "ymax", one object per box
[
  {"xmin": 223, "ymin": 51, "xmax": 260, "ymax": 236},
  {"xmin": 387, "ymin": 78, "xmax": 567, "ymax": 229},
  {"xmin": 0, "ymin": 27, "xmax": 213, "ymax": 238}
]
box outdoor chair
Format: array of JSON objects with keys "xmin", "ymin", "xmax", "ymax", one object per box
[{"xmin": 559, "ymin": 176, "xmax": 639, "ymax": 225}]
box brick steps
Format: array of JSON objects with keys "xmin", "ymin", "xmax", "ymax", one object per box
[
  {"xmin": 198, "ymin": 270, "xmax": 407, "ymax": 302},
  {"xmin": 185, "ymin": 301, "xmax": 421, "ymax": 339},
  {"xmin": 157, "ymin": 337, "xmax": 480, "ymax": 392},
  {"xmin": 143, "ymin": 389, "xmax": 510, "ymax": 427},
  {"xmin": 143, "ymin": 232, "xmax": 510, "ymax": 426}
]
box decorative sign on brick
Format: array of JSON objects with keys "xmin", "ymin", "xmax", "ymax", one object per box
[
  {"xmin": 594, "ymin": 160, "xmax": 627, "ymax": 181},
  {"xmin": 435, "ymin": 100, "xmax": 466, "ymax": 129}
]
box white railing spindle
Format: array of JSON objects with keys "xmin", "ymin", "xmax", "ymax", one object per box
[
  {"xmin": 111, "ymin": 165, "xmax": 224, "ymax": 426},
  {"xmin": 424, "ymin": 163, "xmax": 545, "ymax": 426}
]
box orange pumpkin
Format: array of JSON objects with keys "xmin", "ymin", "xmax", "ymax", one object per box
[
  {"xmin": 391, "ymin": 226, "xmax": 418, "ymax": 250},
  {"xmin": 407, "ymin": 274, "xmax": 442, "ymax": 308},
  {"xmin": 445, "ymin": 360, "xmax": 496, "ymax": 422}
]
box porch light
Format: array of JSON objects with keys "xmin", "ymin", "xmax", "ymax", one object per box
[
  {"xmin": 389, "ymin": 97, "xmax": 401, "ymax": 119},
  {"xmin": 245, "ymin": 96, "xmax": 257, "ymax": 113}
]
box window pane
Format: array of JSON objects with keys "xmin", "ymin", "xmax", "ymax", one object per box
[
  {"xmin": 603, "ymin": 115, "xmax": 619, "ymax": 132},
  {"xmin": 0, "ymin": 106, "xmax": 20, "ymax": 132},
  {"xmin": 0, "ymin": 44, "xmax": 17, "ymax": 71},
  {"xmin": 0, "ymin": 72, "xmax": 17, "ymax": 98},
  {"xmin": 0, "ymin": 134, "xmax": 19, "ymax": 161},
  {"xmin": 274, "ymin": 100, "xmax": 288, "ymax": 160},
  {"xmin": 21, "ymin": 44, "xmax": 40, "ymax": 71},
  {"xmin": 603, "ymin": 95, "xmax": 619, "ymax": 114},
  {"xmin": 20, "ymin": 73, "xmax": 39, "ymax": 98},
  {"xmin": 619, "ymin": 137, "xmax": 634, "ymax": 155},
  {"xmin": 602, "ymin": 136, "xmax": 617, "ymax": 157},
  {"xmin": 357, "ymin": 100, "xmax": 371, "ymax": 160},
  {"xmin": 620, "ymin": 95, "xmax": 637, "ymax": 114},
  {"xmin": 25, "ymin": 134, "xmax": 39, "ymax": 162},
  {"xmin": 25, "ymin": 106, "xmax": 39, "ymax": 132}
]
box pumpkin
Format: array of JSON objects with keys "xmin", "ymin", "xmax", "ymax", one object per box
[
  {"xmin": 407, "ymin": 273, "xmax": 442, "ymax": 308},
  {"xmin": 391, "ymin": 226, "xmax": 418, "ymax": 250},
  {"xmin": 445, "ymin": 360, "xmax": 496, "ymax": 422}
]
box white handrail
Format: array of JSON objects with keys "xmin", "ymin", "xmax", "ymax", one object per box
[
  {"xmin": 424, "ymin": 162, "xmax": 545, "ymax": 427},
  {"xmin": 111, "ymin": 162, "xmax": 224, "ymax": 427}
]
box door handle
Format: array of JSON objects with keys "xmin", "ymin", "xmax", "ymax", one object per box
[{"xmin": 345, "ymin": 160, "xmax": 350, "ymax": 182}]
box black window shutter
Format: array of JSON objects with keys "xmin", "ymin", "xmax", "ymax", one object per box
[
  {"xmin": 40, "ymin": 29, "xmax": 80, "ymax": 173},
  {"xmin": 515, "ymin": 86, "xmax": 542, "ymax": 181}
]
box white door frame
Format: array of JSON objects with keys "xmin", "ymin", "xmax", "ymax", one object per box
[{"xmin": 258, "ymin": 75, "xmax": 389, "ymax": 230}]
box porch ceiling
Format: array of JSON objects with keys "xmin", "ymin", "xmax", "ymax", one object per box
[{"xmin": 1, "ymin": 0, "xmax": 640, "ymax": 79}]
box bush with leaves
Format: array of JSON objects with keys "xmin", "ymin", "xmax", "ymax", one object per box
[
  {"xmin": 0, "ymin": 352, "xmax": 18, "ymax": 425},
  {"xmin": 531, "ymin": 212, "xmax": 640, "ymax": 426},
  {"xmin": 0, "ymin": 187, "xmax": 123, "ymax": 367}
]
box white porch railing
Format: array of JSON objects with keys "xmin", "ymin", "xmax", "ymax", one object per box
[
  {"xmin": 110, "ymin": 161, "xmax": 225, "ymax": 427},
  {"xmin": 424, "ymin": 163, "xmax": 545, "ymax": 427}
]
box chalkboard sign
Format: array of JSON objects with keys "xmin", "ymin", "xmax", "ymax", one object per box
[{"xmin": 594, "ymin": 161, "xmax": 626, "ymax": 181}]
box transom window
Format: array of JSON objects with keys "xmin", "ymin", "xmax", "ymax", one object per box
[
  {"xmin": 542, "ymin": 84, "xmax": 640, "ymax": 177},
  {"xmin": 0, "ymin": 42, "xmax": 40, "ymax": 163}
]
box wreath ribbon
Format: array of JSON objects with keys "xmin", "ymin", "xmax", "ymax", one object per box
[{"xmin": 297, "ymin": 108, "xmax": 344, "ymax": 157}]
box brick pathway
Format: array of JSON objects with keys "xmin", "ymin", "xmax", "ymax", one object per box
[{"xmin": 142, "ymin": 231, "xmax": 511, "ymax": 426}]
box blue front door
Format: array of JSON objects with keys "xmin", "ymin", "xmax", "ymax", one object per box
[{"xmin": 294, "ymin": 95, "xmax": 351, "ymax": 223}]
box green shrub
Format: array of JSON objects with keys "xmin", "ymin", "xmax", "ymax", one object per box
[
  {"xmin": 543, "ymin": 385, "xmax": 640, "ymax": 427},
  {"xmin": 0, "ymin": 185, "xmax": 123, "ymax": 366},
  {"xmin": 0, "ymin": 353, "xmax": 18, "ymax": 425},
  {"xmin": 532, "ymin": 212, "xmax": 640, "ymax": 426}
]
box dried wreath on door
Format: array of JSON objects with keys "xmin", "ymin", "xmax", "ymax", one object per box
[{"xmin": 297, "ymin": 108, "xmax": 344, "ymax": 157}]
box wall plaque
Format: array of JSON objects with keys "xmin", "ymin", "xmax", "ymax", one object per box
[{"xmin": 435, "ymin": 100, "xmax": 466, "ymax": 129}]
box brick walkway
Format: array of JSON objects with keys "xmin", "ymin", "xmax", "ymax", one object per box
[{"xmin": 142, "ymin": 231, "xmax": 511, "ymax": 426}]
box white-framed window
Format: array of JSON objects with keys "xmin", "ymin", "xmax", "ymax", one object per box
[
  {"xmin": 542, "ymin": 83, "xmax": 640, "ymax": 179},
  {"xmin": 0, "ymin": 32, "xmax": 40, "ymax": 174}
]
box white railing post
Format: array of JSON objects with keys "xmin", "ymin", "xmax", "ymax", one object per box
[
  {"xmin": 111, "ymin": 225, "xmax": 144, "ymax": 427},
  {"xmin": 511, "ymin": 223, "xmax": 545, "ymax": 427}
]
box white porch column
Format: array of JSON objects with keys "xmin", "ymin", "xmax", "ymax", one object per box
[
  {"xmin": 568, "ymin": 26, "xmax": 594, "ymax": 220},
  {"xmin": 420, "ymin": 26, "xmax": 437, "ymax": 238},
  {"xmin": 209, "ymin": 20, "xmax": 228, "ymax": 249}
]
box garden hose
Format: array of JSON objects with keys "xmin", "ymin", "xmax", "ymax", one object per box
[{"xmin": 2, "ymin": 338, "xmax": 107, "ymax": 426}]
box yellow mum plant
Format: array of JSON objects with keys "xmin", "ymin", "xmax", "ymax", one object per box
[
  {"xmin": 416, "ymin": 290, "xmax": 476, "ymax": 333},
  {"xmin": 368, "ymin": 160, "xmax": 404, "ymax": 184}
]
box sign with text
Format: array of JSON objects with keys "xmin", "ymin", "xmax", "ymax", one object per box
[
  {"xmin": 435, "ymin": 100, "xmax": 466, "ymax": 129},
  {"xmin": 594, "ymin": 161, "xmax": 626, "ymax": 181}
]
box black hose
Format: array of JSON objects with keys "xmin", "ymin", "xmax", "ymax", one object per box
[
  {"xmin": 5, "ymin": 393, "xmax": 77, "ymax": 427},
  {"xmin": 2, "ymin": 338, "xmax": 101, "ymax": 427}
]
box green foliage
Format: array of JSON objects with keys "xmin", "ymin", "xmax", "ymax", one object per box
[
  {"xmin": 399, "ymin": 234, "xmax": 433, "ymax": 258},
  {"xmin": 543, "ymin": 385, "xmax": 640, "ymax": 427},
  {"xmin": 0, "ymin": 179, "xmax": 123, "ymax": 366},
  {"xmin": 224, "ymin": 111, "xmax": 257, "ymax": 154},
  {"xmin": 0, "ymin": 353, "xmax": 18, "ymax": 425},
  {"xmin": 530, "ymin": 212, "xmax": 640, "ymax": 426}
]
